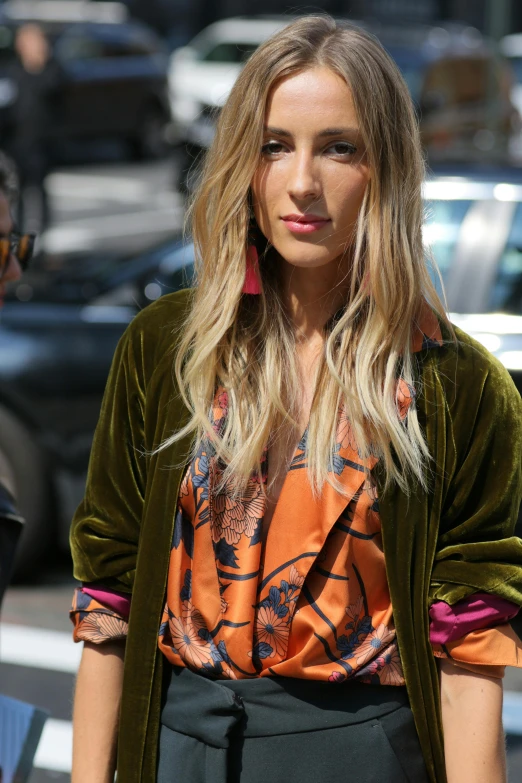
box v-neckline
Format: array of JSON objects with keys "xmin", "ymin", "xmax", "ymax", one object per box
[{"xmin": 261, "ymin": 425, "xmax": 309, "ymax": 543}]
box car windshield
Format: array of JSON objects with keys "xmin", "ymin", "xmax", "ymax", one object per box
[
  {"xmin": 385, "ymin": 48, "xmax": 425, "ymax": 104},
  {"xmin": 200, "ymin": 41, "xmax": 259, "ymax": 63},
  {"xmin": 422, "ymin": 198, "xmax": 474, "ymax": 297},
  {"xmin": 488, "ymin": 201, "xmax": 522, "ymax": 313},
  {"xmin": 508, "ymin": 56, "xmax": 522, "ymax": 83},
  {"xmin": 0, "ymin": 24, "xmax": 15, "ymax": 65}
]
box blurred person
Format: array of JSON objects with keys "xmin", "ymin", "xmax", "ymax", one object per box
[
  {"xmin": 0, "ymin": 151, "xmax": 35, "ymax": 604},
  {"xmin": 0, "ymin": 150, "xmax": 43, "ymax": 783},
  {"xmin": 4, "ymin": 24, "xmax": 62, "ymax": 235},
  {"xmin": 69, "ymin": 17, "xmax": 522, "ymax": 783}
]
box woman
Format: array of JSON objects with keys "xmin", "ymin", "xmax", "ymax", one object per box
[{"xmin": 70, "ymin": 16, "xmax": 522, "ymax": 783}]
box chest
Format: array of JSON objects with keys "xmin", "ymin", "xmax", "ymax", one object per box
[{"xmin": 263, "ymin": 343, "xmax": 322, "ymax": 538}]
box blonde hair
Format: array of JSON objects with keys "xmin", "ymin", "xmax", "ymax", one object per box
[{"xmin": 161, "ymin": 15, "xmax": 449, "ymax": 495}]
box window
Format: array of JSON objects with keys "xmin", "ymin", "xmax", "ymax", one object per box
[
  {"xmin": 56, "ymin": 32, "xmax": 104, "ymax": 61},
  {"xmin": 488, "ymin": 202, "xmax": 522, "ymax": 313},
  {"xmin": 423, "ymin": 199, "xmax": 473, "ymax": 296},
  {"xmin": 201, "ymin": 41, "xmax": 258, "ymax": 64}
]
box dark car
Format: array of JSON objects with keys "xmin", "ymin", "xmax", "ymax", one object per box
[
  {"xmin": 0, "ymin": 16, "xmax": 171, "ymax": 159},
  {"xmin": 0, "ymin": 238, "xmax": 194, "ymax": 574},
  {"xmin": 4, "ymin": 166, "xmax": 522, "ymax": 574}
]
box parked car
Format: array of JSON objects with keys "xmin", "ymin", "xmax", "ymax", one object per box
[
  {"xmin": 0, "ymin": 239, "xmax": 194, "ymax": 575},
  {"xmin": 0, "ymin": 11, "xmax": 171, "ymax": 160},
  {"xmin": 168, "ymin": 17, "xmax": 288, "ymax": 148},
  {"xmin": 3, "ymin": 168, "xmax": 522, "ymax": 574},
  {"xmin": 171, "ymin": 18, "xmax": 518, "ymax": 191}
]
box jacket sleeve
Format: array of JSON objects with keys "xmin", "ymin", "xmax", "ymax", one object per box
[
  {"xmin": 429, "ymin": 352, "xmax": 522, "ymax": 608},
  {"xmin": 69, "ymin": 585, "xmax": 129, "ymax": 644},
  {"xmin": 69, "ymin": 316, "xmax": 148, "ymax": 595},
  {"xmin": 428, "ymin": 349, "xmax": 522, "ymax": 673}
]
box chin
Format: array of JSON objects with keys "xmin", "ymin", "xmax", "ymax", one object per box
[{"xmin": 277, "ymin": 244, "xmax": 338, "ymax": 269}]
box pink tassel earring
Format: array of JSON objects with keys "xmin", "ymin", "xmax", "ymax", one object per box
[{"xmin": 242, "ymin": 244, "xmax": 261, "ymax": 295}]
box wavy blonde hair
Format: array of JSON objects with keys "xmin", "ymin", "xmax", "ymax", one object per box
[{"xmin": 162, "ymin": 15, "xmax": 449, "ymax": 495}]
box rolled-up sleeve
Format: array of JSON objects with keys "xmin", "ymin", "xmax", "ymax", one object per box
[
  {"xmin": 429, "ymin": 356, "xmax": 522, "ymax": 675},
  {"xmin": 69, "ymin": 316, "xmax": 148, "ymax": 597}
]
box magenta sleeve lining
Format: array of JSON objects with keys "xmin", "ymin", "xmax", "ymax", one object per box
[
  {"xmin": 81, "ymin": 583, "xmax": 131, "ymax": 620},
  {"xmin": 429, "ymin": 592, "xmax": 519, "ymax": 644}
]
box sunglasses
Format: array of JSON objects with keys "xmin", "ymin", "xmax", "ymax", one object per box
[{"xmin": 0, "ymin": 232, "xmax": 36, "ymax": 279}]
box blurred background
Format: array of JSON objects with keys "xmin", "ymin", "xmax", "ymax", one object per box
[{"xmin": 2, "ymin": 0, "xmax": 522, "ymax": 779}]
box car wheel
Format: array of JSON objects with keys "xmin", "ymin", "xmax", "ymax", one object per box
[
  {"xmin": 135, "ymin": 105, "xmax": 169, "ymax": 159},
  {"xmin": 0, "ymin": 405, "xmax": 52, "ymax": 578}
]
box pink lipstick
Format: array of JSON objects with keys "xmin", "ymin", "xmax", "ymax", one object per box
[{"xmin": 281, "ymin": 213, "xmax": 331, "ymax": 234}]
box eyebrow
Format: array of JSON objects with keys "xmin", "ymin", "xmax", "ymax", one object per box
[{"xmin": 264, "ymin": 125, "xmax": 360, "ymax": 137}]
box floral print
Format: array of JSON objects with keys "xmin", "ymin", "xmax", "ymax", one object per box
[
  {"xmin": 356, "ymin": 624, "xmax": 396, "ymax": 666},
  {"xmin": 72, "ymin": 304, "xmax": 447, "ymax": 684},
  {"xmin": 69, "ymin": 588, "xmax": 129, "ymax": 643},
  {"xmin": 255, "ymin": 606, "xmax": 290, "ymax": 658},
  {"xmin": 211, "ymin": 474, "xmax": 265, "ymax": 545},
  {"xmin": 337, "ymin": 404, "xmax": 358, "ymax": 450},
  {"xmin": 378, "ymin": 645, "xmax": 404, "ymax": 686},
  {"xmin": 169, "ymin": 609, "xmax": 213, "ymax": 668},
  {"xmin": 396, "ymin": 379, "xmax": 416, "ymax": 421},
  {"xmin": 158, "ymin": 568, "xmax": 238, "ymax": 679}
]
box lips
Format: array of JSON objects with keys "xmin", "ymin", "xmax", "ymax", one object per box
[{"xmin": 281, "ymin": 213, "xmax": 331, "ymax": 234}]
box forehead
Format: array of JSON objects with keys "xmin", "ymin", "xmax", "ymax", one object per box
[{"xmin": 265, "ymin": 67, "xmax": 358, "ymax": 129}]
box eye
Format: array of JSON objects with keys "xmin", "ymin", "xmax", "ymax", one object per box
[
  {"xmin": 261, "ymin": 141, "xmax": 285, "ymax": 156},
  {"xmin": 326, "ymin": 141, "xmax": 357, "ymax": 157}
]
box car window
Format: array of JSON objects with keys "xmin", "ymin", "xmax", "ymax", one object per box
[
  {"xmin": 57, "ymin": 25, "xmax": 160, "ymax": 60},
  {"xmin": 0, "ymin": 25, "xmax": 15, "ymax": 66},
  {"xmin": 385, "ymin": 49, "xmax": 424, "ymax": 104},
  {"xmin": 423, "ymin": 199, "xmax": 474, "ymax": 294},
  {"xmin": 508, "ymin": 56, "xmax": 522, "ymax": 84},
  {"xmin": 56, "ymin": 32, "xmax": 104, "ymax": 61},
  {"xmin": 201, "ymin": 41, "xmax": 258, "ymax": 63},
  {"xmin": 488, "ymin": 202, "xmax": 522, "ymax": 313}
]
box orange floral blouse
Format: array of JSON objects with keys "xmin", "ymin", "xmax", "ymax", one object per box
[{"xmin": 71, "ymin": 306, "xmax": 522, "ymax": 683}]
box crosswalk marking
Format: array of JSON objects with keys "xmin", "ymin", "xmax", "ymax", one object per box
[
  {"xmin": 33, "ymin": 718, "xmax": 73, "ymax": 773},
  {"xmin": 504, "ymin": 691, "xmax": 522, "ymax": 735},
  {"xmin": 2, "ymin": 622, "xmax": 522, "ymax": 775},
  {"xmin": 42, "ymin": 204, "xmax": 184, "ymax": 253},
  {"xmin": 1, "ymin": 623, "xmax": 81, "ymax": 674},
  {"xmin": 25, "ymin": 691, "xmax": 522, "ymax": 775}
]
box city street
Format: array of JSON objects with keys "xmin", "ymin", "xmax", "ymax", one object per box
[
  {"xmin": 44, "ymin": 157, "xmax": 185, "ymax": 257},
  {"xmin": 1, "ymin": 158, "xmax": 522, "ymax": 780},
  {"xmin": 1, "ymin": 157, "xmax": 184, "ymax": 782}
]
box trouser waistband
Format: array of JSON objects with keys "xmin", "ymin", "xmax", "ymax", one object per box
[{"xmin": 160, "ymin": 664, "xmax": 409, "ymax": 745}]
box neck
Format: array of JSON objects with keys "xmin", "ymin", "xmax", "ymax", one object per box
[{"xmin": 280, "ymin": 254, "xmax": 350, "ymax": 342}]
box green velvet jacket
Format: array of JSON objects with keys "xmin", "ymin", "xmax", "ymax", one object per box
[{"xmin": 70, "ymin": 289, "xmax": 522, "ymax": 783}]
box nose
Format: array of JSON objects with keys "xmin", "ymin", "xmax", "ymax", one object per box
[
  {"xmin": 287, "ymin": 149, "xmax": 321, "ymax": 202},
  {"xmin": 2, "ymin": 254, "xmax": 22, "ymax": 284}
]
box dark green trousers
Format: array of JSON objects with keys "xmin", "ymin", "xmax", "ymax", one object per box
[{"xmin": 157, "ymin": 665, "xmax": 429, "ymax": 782}]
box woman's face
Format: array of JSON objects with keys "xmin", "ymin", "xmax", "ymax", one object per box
[{"xmin": 251, "ymin": 67, "xmax": 370, "ymax": 271}]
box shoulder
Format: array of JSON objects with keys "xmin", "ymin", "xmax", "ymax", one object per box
[
  {"xmin": 117, "ymin": 288, "xmax": 194, "ymax": 386},
  {"xmin": 430, "ymin": 322, "xmax": 522, "ymax": 422},
  {"xmin": 126, "ymin": 288, "xmax": 193, "ymax": 351}
]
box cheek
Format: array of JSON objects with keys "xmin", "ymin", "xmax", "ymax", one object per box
[
  {"xmin": 252, "ymin": 167, "xmax": 285, "ymax": 234},
  {"xmin": 331, "ymin": 171, "xmax": 369, "ymax": 227}
]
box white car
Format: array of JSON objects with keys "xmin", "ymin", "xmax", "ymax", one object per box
[{"xmin": 168, "ymin": 17, "xmax": 289, "ymax": 147}]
